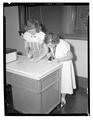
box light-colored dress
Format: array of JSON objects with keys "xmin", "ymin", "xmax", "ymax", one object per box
[
  {"xmin": 55, "ymin": 39, "xmax": 76, "ymax": 94},
  {"xmin": 23, "ymin": 31, "xmax": 45, "ymax": 59}
]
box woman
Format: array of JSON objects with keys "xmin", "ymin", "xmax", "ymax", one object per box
[{"xmin": 44, "ymin": 33, "xmax": 76, "ymax": 107}]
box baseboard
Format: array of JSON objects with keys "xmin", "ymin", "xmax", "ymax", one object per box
[{"xmin": 76, "ymin": 76, "xmax": 88, "ymax": 89}]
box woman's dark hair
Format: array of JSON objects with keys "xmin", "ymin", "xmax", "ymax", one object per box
[{"xmin": 44, "ymin": 33, "xmax": 60, "ymax": 44}]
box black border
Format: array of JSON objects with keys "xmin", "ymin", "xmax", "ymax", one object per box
[
  {"xmin": 4, "ymin": 2, "xmax": 90, "ymax": 116},
  {"xmin": 3, "ymin": 2, "xmax": 89, "ymax": 7}
]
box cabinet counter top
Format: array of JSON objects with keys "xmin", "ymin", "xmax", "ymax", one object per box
[{"xmin": 6, "ymin": 55, "xmax": 63, "ymax": 80}]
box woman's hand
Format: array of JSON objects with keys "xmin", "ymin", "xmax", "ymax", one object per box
[
  {"xmin": 51, "ymin": 59, "xmax": 59, "ymax": 64},
  {"xmin": 29, "ymin": 58, "xmax": 40, "ymax": 63}
]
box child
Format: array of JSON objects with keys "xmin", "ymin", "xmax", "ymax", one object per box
[
  {"xmin": 44, "ymin": 33, "xmax": 76, "ymax": 107},
  {"xmin": 21, "ymin": 19, "xmax": 48, "ymax": 62}
]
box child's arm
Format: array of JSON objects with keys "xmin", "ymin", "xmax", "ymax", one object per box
[
  {"xmin": 56, "ymin": 51, "xmax": 73, "ymax": 62},
  {"xmin": 21, "ymin": 32, "xmax": 30, "ymax": 42},
  {"xmin": 34, "ymin": 44, "xmax": 48, "ymax": 62},
  {"xmin": 24, "ymin": 41, "xmax": 29, "ymax": 56},
  {"xmin": 20, "ymin": 33, "xmax": 29, "ymax": 55},
  {"xmin": 20, "ymin": 33, "xmax": 33, "ymax": 58}
]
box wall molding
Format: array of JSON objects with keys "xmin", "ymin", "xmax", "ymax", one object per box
[{"xmin": 76, "ymin": 76, "xmax": 88, "ymax": 89}]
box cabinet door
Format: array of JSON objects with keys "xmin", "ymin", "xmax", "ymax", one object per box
[
  {"xmin": 11, "ymin": 73, "xmax": 41, "ymax": 93},
  {"xmin": 12, "ymin": 85, "xmax": 41, "ymax": 113},
  {"xmin": 41, "ymin": 69, "xmax": 61, "ymax": 113},
  {"xmin": 6, "ymin": 72, "xmax": 11, "ymax": 85}
]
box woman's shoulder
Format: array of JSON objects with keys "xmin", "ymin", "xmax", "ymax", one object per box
[
  {"xmin": 60, "ymin": 39, "xmax": 69, "ymax": 44},
  {"xmin": 56, "ymin": 39, "xmax": 70, "ymax": 50},
  {"xmin": 59, "ymin": 39, "xmax": 70, "ymax": 46}
]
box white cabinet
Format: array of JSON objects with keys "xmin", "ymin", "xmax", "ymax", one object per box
[
  {"xmin": 10, "ymin": 70, "xmax": 61, "ymax": 113},
  {"xmin": 6, "ymin": 56, "xmax": 62, "ymax": 114}
]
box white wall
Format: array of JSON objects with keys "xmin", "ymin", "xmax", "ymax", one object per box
[
  {"xmin": 4, "ymin": 6, "xmax": 88, "ymax": 78},
  {"xmin": 66, "ymin": 39, "xmax": 88, "ymax": 78}
]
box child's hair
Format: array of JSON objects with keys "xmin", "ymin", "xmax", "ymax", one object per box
[
  {"xmin": 24, "ymin": 19, "xmax": 41, "ymax": 33},
  {"xmin": 44, "ymin": 33, "xmax": 60, "ymax": 44}
]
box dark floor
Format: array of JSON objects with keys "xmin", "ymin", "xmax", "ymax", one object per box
[
  {"xmin": 50, "ymin": 88, "xmax": 89, "ymax": 115},
  {"xmin": 5, "ymin": 85, "xmax": 89, "ymax": 116}
]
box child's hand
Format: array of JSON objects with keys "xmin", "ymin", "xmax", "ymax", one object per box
[
  {"xmin": 30, "ymin": 58, "xmax": 34, "ymax": 62},
  {"xmin": 52, "ymin": 59, "xmax": 57, "ymax": 63},
  {"xmin": 34, "ymin": 58, "xmax": 41, "ymax": 63},
  {"xmin": 29, "ymin": 57, "xmax": 40, "ymax": 63}
]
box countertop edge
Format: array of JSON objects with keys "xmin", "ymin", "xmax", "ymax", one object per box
[{"xmin": 6, "ymin": 63, "xmax": 63, "ymax": 80}]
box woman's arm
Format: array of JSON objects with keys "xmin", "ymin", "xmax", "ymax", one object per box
[{"xmin": 56, "ymin": 51, "xmax": 73, "ymax": 62}]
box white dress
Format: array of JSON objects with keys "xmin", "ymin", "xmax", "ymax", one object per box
[
  {"xmin": 55, "ymin": 39, "xmax": 76, "ymax": 94},
  {"xmin": 23, "ymin": 31, "xmax": 45, "ymax": 58}
]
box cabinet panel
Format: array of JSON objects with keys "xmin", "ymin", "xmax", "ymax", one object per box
[
  {"xmin": 11, "ymin": 70, "xmax": 61, "ymax": 113},
  {"xmin": 41, "ymin": 69, "xmax": 60, "ymax": 90},
  {"xmin": 6, "ymin": 72, "xmax": 11, "ymax": 84},
  {"xmin": 11, "ymin": 73, "xmax": 41, "ymax": 93},
  {"xmin": 42, "ymin": 82, "xmax": 60, "ymax": 113},
  {"xmin": 12, "ymin": 85, "xmax": 41, "ymax": 113}
]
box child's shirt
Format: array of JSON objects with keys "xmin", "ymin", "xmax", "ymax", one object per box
[
  {"xmin": 23, "ymin": 31, "xmax": 45, "ymax": 58},
  {"xmin": 23, "ymin": 31, "xmax": 45, "ymax": 43}
]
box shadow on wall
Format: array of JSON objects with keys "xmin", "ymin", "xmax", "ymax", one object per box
[
  {"xmin": 70, "ymin": 45, "xmax": 78, "ymax": 87},
  {"xmin": 70, "ymin": 45, "xmax": 77, "ymax": 61},
  {"xmin": 70, "ymin": 45, "xmax": 77, "ymax": 74},
  {"xmin": 40, "ymin": 23, "xmax": 48, "ymax": 33}
]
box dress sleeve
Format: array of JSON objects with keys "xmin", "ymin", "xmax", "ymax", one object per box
[
  {"xmin": 55, "ymin": 39, "xmax": 70, "ymax": 58},
  {"xmin": 62, "ymin": 40, "xmax": 70, "ymax": 53},
  {"xmin": 23, "ymin": 32, "xmax": 32, "ymax": 42},
  {"xmin": 37, "ymin": 31, "xmax": 45, "ymax": 43}
]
